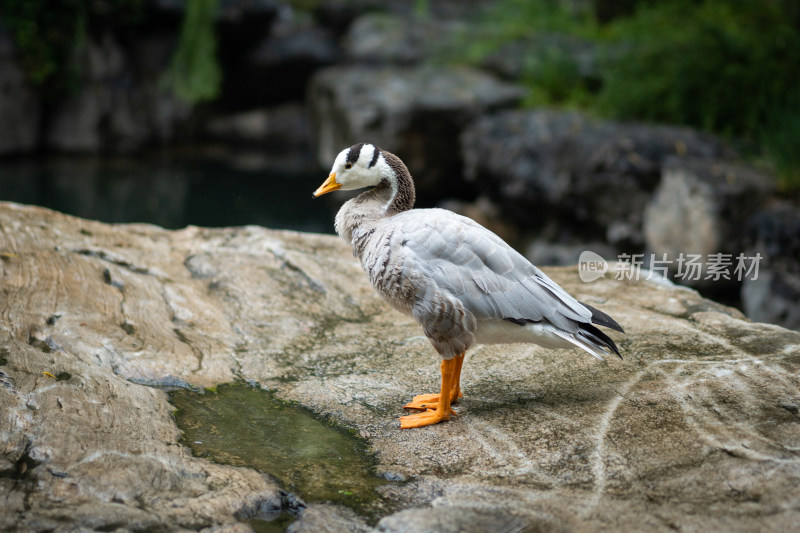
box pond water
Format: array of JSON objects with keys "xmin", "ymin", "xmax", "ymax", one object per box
[
  {"xmin": 169, "ymin": 383, "xmax": 395, "ymax": 529},
  {"xmin": 0, "ymin": 150, "xmax": 338, "ymax": 233}
]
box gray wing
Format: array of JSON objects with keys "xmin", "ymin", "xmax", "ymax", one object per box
[{"xmin": 392, "ymin": 208, "xmax": 592, "ymax": 334}]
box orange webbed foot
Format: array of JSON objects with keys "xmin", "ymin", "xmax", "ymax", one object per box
[
  {"xmin": 398, "ymin": 406, "xmax": 458, "ymax": 429},
  {"xmin": 402, "ymin": 390, "xmax": 463, "ymax": 410},
  {"xmin": 399, "ymin": 354, "xmax": 464, "ymax": 429}
]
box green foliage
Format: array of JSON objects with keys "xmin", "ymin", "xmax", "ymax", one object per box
[
  {"xmin": 521, "ymin": 43, "xmax": 594, "ymax": 108},
  {"xmin": 0, "ymin": 0, "xmax": 144, "ymax": 96},
  {"xmin": 1, "ymin": 0, "xmax": 221, "ymax": 105},
  {"xmin": 1, "ymin": 0, "xmax": 85, "ymax": 95},
  {"xmin": 598, "ymin": 0, "xmax": 800, "ymax": 189},
  {"xmin": 448, "ymin": 0, "xmax": 594, "ymax": 61},
  {"xmin": 762, "ymin": 98, "xmax": 800, "ymax": 191},
  {"xmin": 414, "ymin": 0, "xmax": 431, "ymax": 21},
  {"xmin": 442, "ymin": 0, "xmax": 799, "ymax": 190},
  {"xmin": 165, "ymin": 0, "xmax": 222, "ymax": 104},
  {"xmin": 478, "ymin": 0, "xmax": 596, "ymax": 40},
  {"xmin": 599, "ymin": 0, "xmax": 800, "ymax": 136},
  {"xmin": 437, "ymin": 0, "xmax": 597, "ymax": 106}
]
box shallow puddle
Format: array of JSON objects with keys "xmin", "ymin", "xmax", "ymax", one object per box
[{"xmin": 169, "ymin": 383, "xmax": 391, "ymax": 524}]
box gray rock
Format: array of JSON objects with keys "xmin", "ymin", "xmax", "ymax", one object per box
[
  {"xmin": 746, "ymin": 201, "xmax": 800, "ymax": 276},
  {"xmin": 742, "ymin": 270, "xmax": 800, "ymax": 332},
  {"xmin": 251, "ymin": 21, "xmax": 337, "ymax": 68},
  {"xmin": 0, "ymin": 25, "xmax": 41, "ymax": 155},
  {"xmin": 46, "ymin": 32, "xmax": 190, "ymax": 153},
  {"xmin": 378, "ymin": 506, "xmax": 546, "ymax": 533},
  {"xmin": 204, "ymin": 103, "xmax": 313, "ymax": 149},
  {"xmin": 130, "ymin": 33, "xmax": 194, "ymax": 143},
  {"xmin": 343, "ymin": 13, "xmax": 423, "ymax": 64},
  {"xmin": 288, "ymin": 503, "xmax": 373, "ymax": 533},
  {"xmin": 220, "ymin": 9, "xmax": 338, "ymax": 109},
  {"xmin": 343, "ymin": 13, "xmax": 466, "ymax": 65},
  {"xmin": 47, "ymin": 33, "xmax": 134, "ymax": 151},
  {"xmin": 741, "ymin": 201, "xmax": 800, "ymax": 330},
  {"xmin": 314, "ymin": 0, "xmax": 494, "ymax": 36},
  {"xmin": 2, "ymin": 201, "xmax": 800, "ymax": 531},
  {"xmin": 462, "ymin": 109, "xmax": 732, "ymax": 246},
  {"xmin": 46, "ymin": 90, "xmax": 108, "ymax": 152},
  {"xmin": 153, "ymin": 0, "xmax": 284, "ymax": 22},
  {"xmin": 310, "ymin": 65, "xmax": 525, "ymax": 200},
  {"xmin": 218, "ymin": 0, "xmax": 284, "ymax": 20},
  {"xmin": 643, "ymin": 157, "xmax": 775, "ymax": 287}
]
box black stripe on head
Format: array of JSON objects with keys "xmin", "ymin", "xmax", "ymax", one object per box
[
  {"xmin": 368, "ymin": 145, "xmax": 381, "ymax": 168},
  {"xmin": 346, "ymin": 143, "xmax": 365, "ymax": 166}
]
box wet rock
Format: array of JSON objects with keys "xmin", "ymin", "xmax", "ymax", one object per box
[
  {"xmin": 378, "ymin": 506, "xmax": 542, "ymax": 533},
  {"xmin": 2, "ymin": 201, "xmax": 800, "ymax": 531},
  {"xmin": 287, "ymin": 504, "xmax": 373, "ymax": 533},
  {"xmin": 310, "ymin": 65, "xmax": 525, "ymax": 201},
  {"xmin": 741, "ymin": 201, "xmax": 800, "ymax": 330},
  {"xmin": 643, "ymin": 157, "xmax": 774, "ymax": 288},
  {"xmin": 0, "ymin": 338, "xmax": 284, "ymax": 531},
  {"xmin": 462, "ymin": 109, "xmax": 732, "ymax": 246}
]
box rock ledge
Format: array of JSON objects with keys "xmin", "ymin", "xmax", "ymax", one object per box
[{"xmin": 1, "ymin": 202, "xmax": 799, "ymax": 532}]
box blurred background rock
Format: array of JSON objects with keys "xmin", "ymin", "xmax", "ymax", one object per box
[{"xmin": 0, "ymin": 0, "xmax": 797, "ymax": 330}]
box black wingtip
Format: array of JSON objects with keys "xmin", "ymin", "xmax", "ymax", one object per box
[
  {"xmin": 580, "ymin": 301, "xmax": 625, "ymax": 333},
  {"xmin": 581, "ymin": 322, "xmax": 623, "ymax": 360}
]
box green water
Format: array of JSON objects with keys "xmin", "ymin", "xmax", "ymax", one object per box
[
  {"xmin": 169, "ymin": 383, "xmax": 390, "ymax": 521},
  {"xmin": 0, "ymin": 152, "xmax": 336, "ymax": 232}
]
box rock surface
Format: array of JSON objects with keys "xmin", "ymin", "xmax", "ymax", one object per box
[
  {"xmin": 342, "ymin": 13, "xmax": 466, "ymax": 66},
  {"xmin": 0, "ymin": 26, "xmax": 41, "ymax": 155},
  {"xmin": 204, "ymin": 103, "xmax": 314, "ymax": 151},
  {"xmin": 741, "ymin": 201, "xmax": 800, "ymax": 331},
  {"xmin": 44, "ymin": 31, "xmax": 190, "ymax": 153},
  {"xmin": 220, "ymin": 9, "xmax": 338, "ymax": 110},
  {"xmin": 2, "ymin": 202, "xmax": 800, "ymax": 532},
  {"xmin": 644, "ymin": 157, "xmax": 775, "ymax": 287}
]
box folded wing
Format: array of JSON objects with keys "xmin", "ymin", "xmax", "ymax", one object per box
[{"xmin": 395, "ymin": 209, "xmax": 595, "ymax": 334}]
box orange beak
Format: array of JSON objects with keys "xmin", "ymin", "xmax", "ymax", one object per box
[{"xmin": 313, "ymin": 173, "xmax": 341, "ymax": 197}]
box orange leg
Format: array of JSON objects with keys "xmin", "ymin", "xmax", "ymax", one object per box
[
  {"xmin": 398, "ymin": 355, "xmax": 460, "ymax": 429},
  {"xmin": 403, "ymin": 352, "xmax": 464, "ymax": 410}
]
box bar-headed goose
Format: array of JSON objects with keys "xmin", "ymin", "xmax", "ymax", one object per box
[{"xmin": 314, "ymin": 143, "xmax": 624, "ymax": 428}]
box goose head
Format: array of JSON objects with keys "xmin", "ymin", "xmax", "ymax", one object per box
[
  {"xmin": 313, "ymin": 143, "xmax": 393, "ymax": 197},
  {"xmin": 313, "ymin": 142, "xmax": 416, "ymax": 217}
]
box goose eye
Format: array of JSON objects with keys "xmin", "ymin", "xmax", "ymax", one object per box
[{"xmin": 344, "ymin": 163, "xmax": 353, "ymax": 170}]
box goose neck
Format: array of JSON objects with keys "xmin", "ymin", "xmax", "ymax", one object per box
[{"xmin": 380, "ymin": 151, "xmax": 415, "ymax": 215}]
